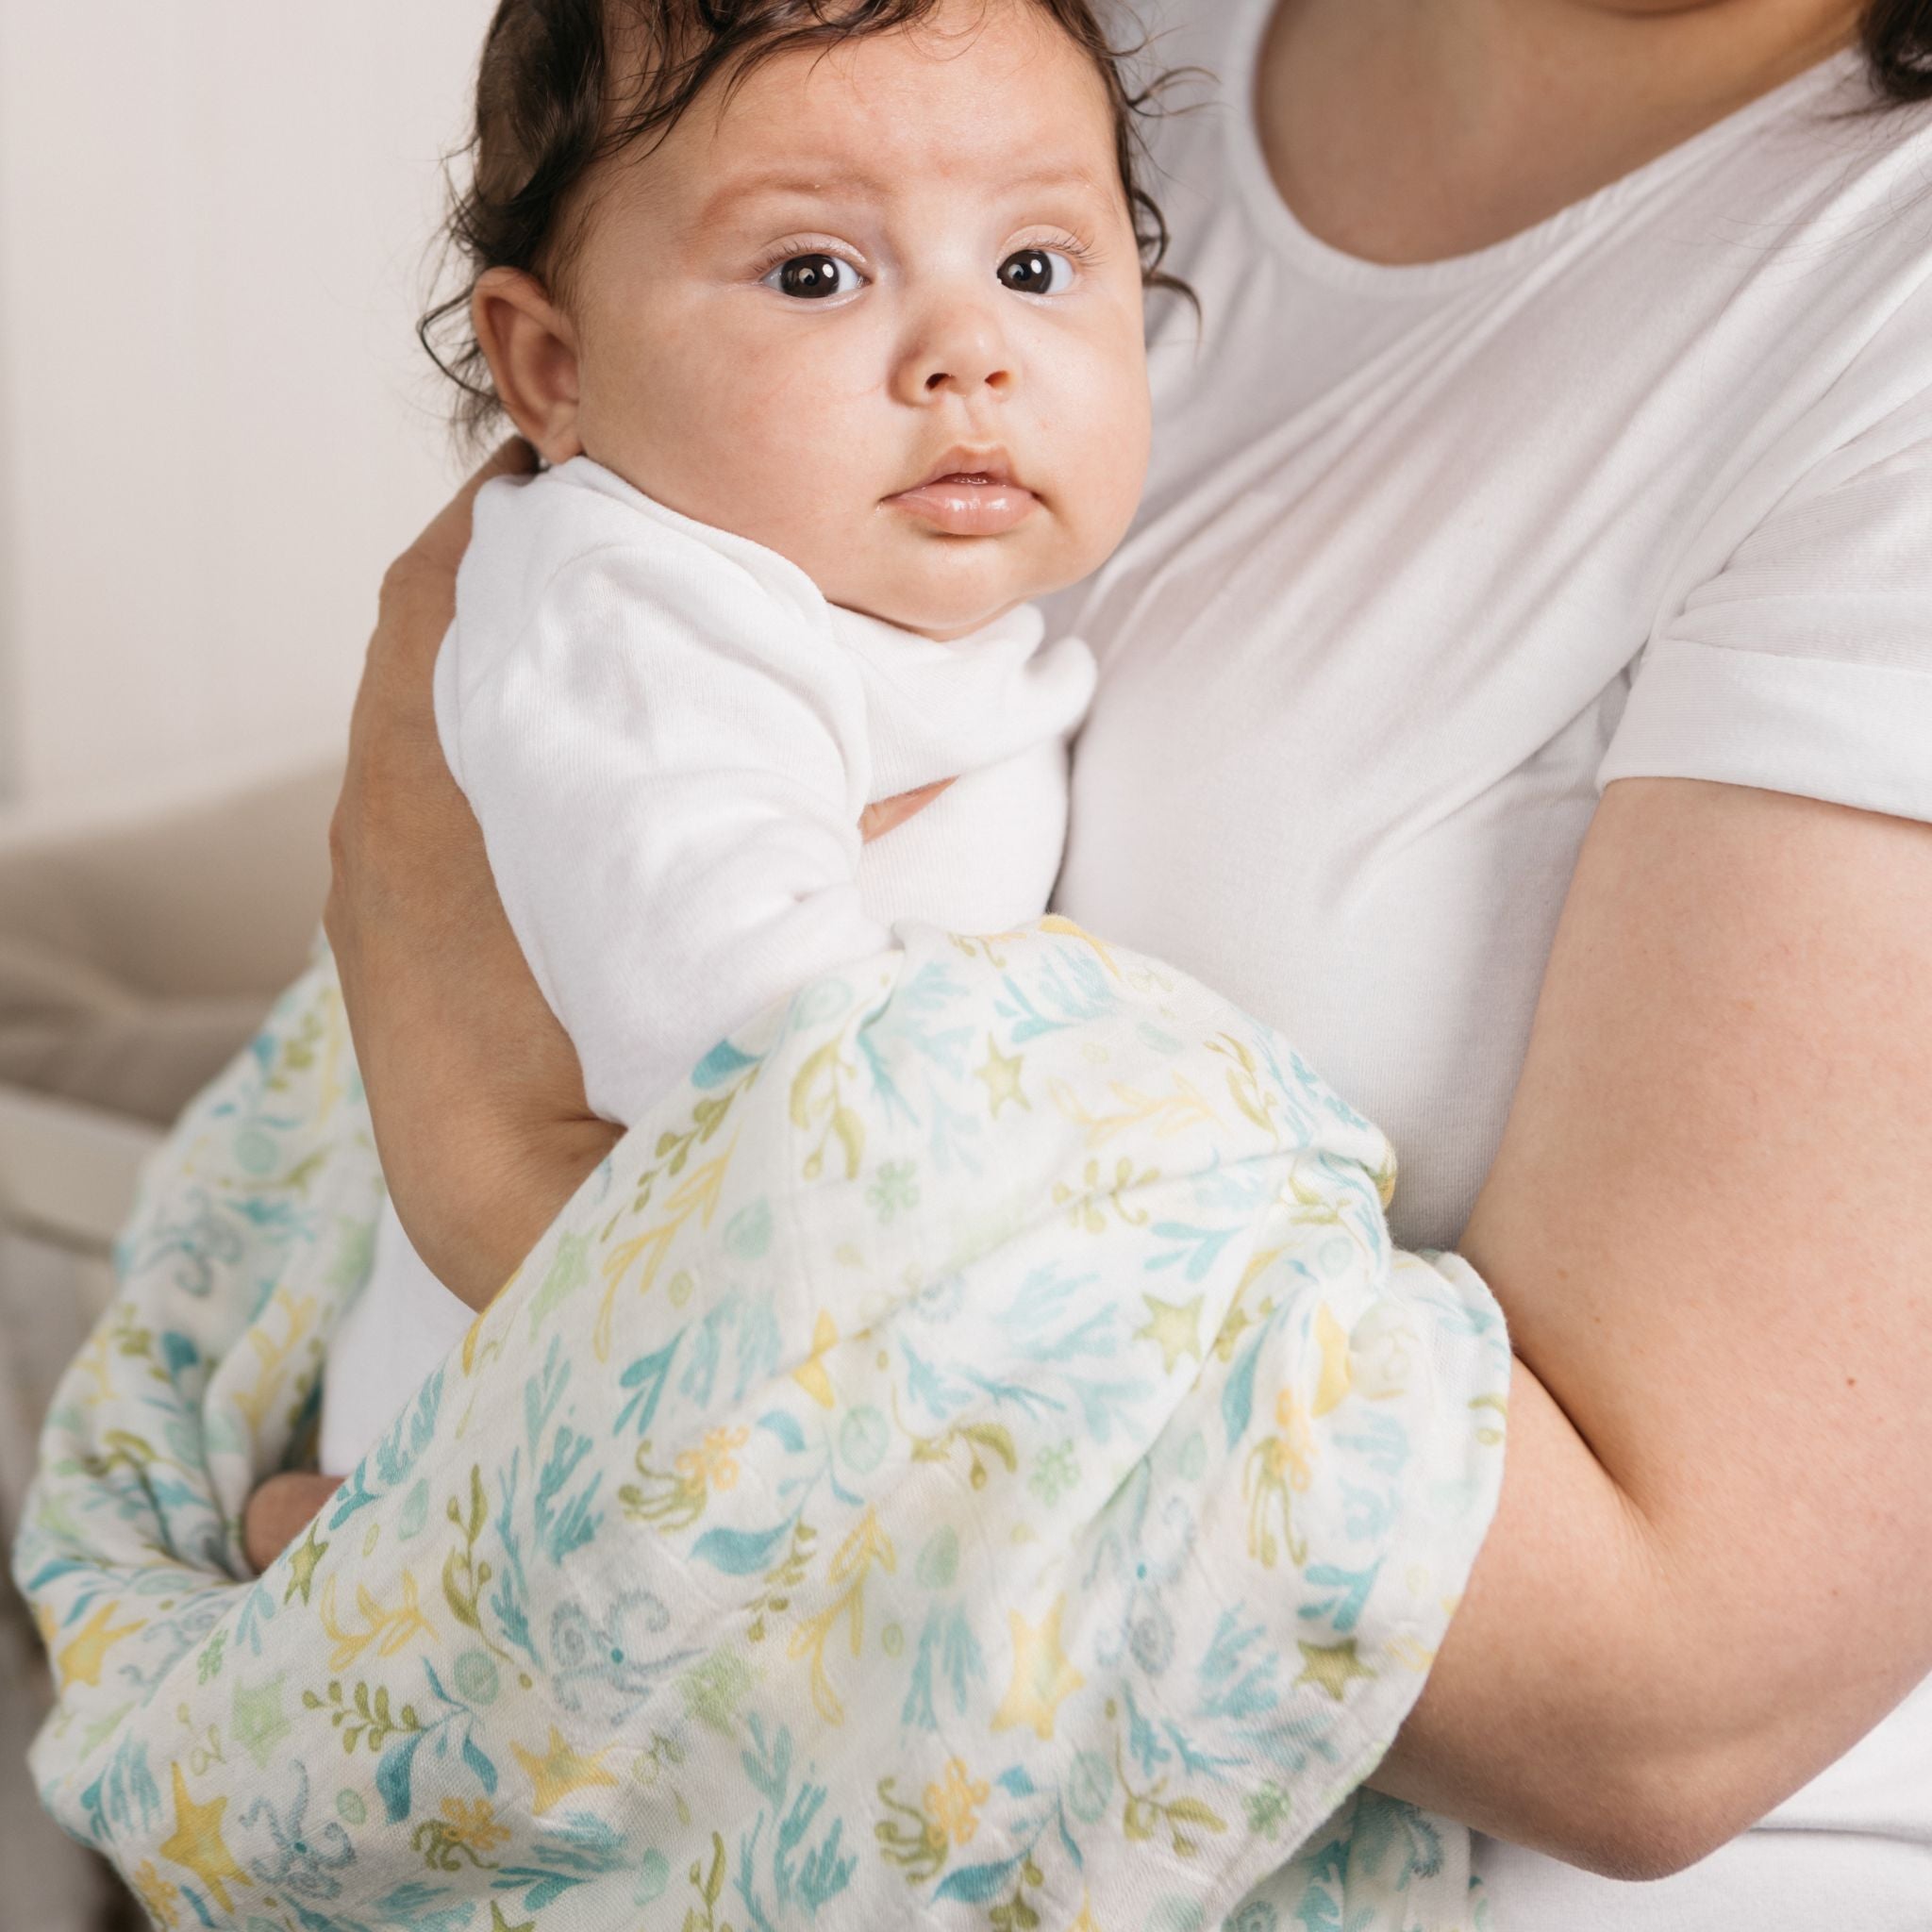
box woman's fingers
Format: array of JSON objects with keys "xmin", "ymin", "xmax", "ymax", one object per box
[
  {"xmin": 329, "ymin": 450, "xmax": 533, "ymax": 898},
  {"xmin": 861, "ymin": 777, "xmax": 955, "ymax": 843},
  {"xmin": 242, "ymin": 1473, "xmax": 343, "ymax": 1574},
  {"xmin": 329, "ymin": 442, "xmax": 538, "ymax": 924}
]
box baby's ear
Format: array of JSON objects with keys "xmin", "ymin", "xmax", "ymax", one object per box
[{"xmin": 472, "ymin": 268, "xmax": 584, "ymax": 464}]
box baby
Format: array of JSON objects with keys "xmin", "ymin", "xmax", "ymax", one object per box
[{"xmin": 319, "ymin": 0, "xmax": 1169, "ymax": 1471}]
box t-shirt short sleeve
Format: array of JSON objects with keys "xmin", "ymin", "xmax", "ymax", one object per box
[{"xmin": 1599, "ymin": 276, "xmax": 1932, "ymax": 824}]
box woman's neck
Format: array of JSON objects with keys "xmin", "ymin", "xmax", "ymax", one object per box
[{"xmin": 1256, "ymin": 0, "xmax": 1865, "ymax": 264}]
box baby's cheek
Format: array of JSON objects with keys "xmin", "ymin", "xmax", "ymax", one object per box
[
  {"xmin": 722, "ymin": 373, "xmax": 893, "ymax": 561},
  {"xmin": 1070, "ymin": 375, "xmax": 1153, "ymax": 561},
  {"xmin": 1035, "ymin": 324, "xmax": 1149, "ymax": 536}
]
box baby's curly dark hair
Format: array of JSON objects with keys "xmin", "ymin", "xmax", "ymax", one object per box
[{"xmin": 420, "ymin": 0, "xmax": 1195, "ymax": 444}]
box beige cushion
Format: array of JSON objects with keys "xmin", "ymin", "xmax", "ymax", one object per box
[{"xmin": 0, "ymin": 758, "xmax": 340, "ymax": 1124}]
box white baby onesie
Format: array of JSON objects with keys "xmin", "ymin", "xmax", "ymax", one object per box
[{"xmin": 319, "ymin": 456, "xmax": 1096, "ymax": 1473}]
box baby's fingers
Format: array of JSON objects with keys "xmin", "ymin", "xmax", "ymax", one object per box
[
  {"xmin": 242, "ymin": 1473, "xmax": 344, "ymax": 1574},
  {"xmin": 861, "ymin": 777, "xmax": 955, "ymax": 843}
]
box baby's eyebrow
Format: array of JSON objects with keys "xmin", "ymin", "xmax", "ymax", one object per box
[
  {"xmin": 1000, "ymin": 162, "xmax": 1113, "ymax": 195},
  {"xmin": 696, "ymin": 166, "xmax": 891, "ymax": 224},
  {"xmin": 695, "ymin": 158, "xmax": 1112, "ymax": 227}
]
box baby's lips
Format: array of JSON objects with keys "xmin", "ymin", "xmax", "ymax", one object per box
[
  {"xmin": 904, "ymin": 442, "xmax": 1021, "ymax": 493},
  {"xmin": 884, "ymin": 475, "xmax": 1039, "ymax": 536}
]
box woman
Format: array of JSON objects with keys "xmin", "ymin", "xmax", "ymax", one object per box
[{"xmin": 294, "ymin": 0, "xmax": 1932, "ymax": 1922}]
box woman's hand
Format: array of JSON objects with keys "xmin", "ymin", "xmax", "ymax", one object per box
[{"xmin": 325, "ymin": 439, "xmax": 616, "ymax": 1312}]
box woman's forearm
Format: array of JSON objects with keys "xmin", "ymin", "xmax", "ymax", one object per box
[
  {"xmin": 1369, "ymin": 781, "xmax": 1932, "ymax": 1878},
  {"xmin": 338, "ymin": 875, "xmax": 620, "ymax": 1313},
  {"xmin": 1368, "ymin": 1354, "xmax": 1697, "ymax": 1879}
]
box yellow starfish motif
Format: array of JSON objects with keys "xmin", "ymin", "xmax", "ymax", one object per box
[
  {"xmin": 130, "ymin": 1859, "xmax": 181, "ymax": 1929},
  {"xmin": 991, "ymin": 1596, "xmax": 1085, "ymax": 1741},
  {"xmin": 158, "ymin": 1763, "xmax": 250, "ymax": 1913},
  {"xmin": 57, "ymin": 1599, "xmax": 145, "ymax": 1689},
  {"xmin": 974, "ymin": 1036, "xmax": 1028, "ymax": 1116},
  {"xmin": 1136, "ymin": 1293, "xmax": 1204, "ymax": 1374},
  {"xmin": 1296, "ymin": 1638, "xmax": 1374, "ymax": 1702},
  {"xmin": 512, "ymin": 1726, "xmax": 622, "ymax": 1816},
  {"xmin": 791, "ymin": 1308, "xmax": 839, "ymax": 1408},
  {"xmin": 284, "ymin": 1520, "xmax": 328, "ymax": 1606}
]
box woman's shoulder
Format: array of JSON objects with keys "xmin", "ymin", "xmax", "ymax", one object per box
[
  {"xmin": 1652, "ymin": 62, "xmax": 1932, "ymax": 452},
  {"xmin": 1696, "ymin": 52, "xmax": 1932, "ymax": 276}
]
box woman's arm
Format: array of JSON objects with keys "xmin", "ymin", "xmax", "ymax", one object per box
[
  {"xmin": 1369, "ymin": 775, "xmax": 1932, "ymax": 1878},
  {"xmin": 323, "ymin": 441, "xmax": 620, "ymax": 1310}
]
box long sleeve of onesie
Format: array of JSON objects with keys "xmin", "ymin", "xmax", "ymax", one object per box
[{"xmin": 436, "ymin": 461, "xmax": 891, "ymax": 1128}]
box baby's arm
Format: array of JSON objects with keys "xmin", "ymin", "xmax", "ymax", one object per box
[{"xmin": 440, "ymin": 534, "xmax": 890, "ymax": 1128}]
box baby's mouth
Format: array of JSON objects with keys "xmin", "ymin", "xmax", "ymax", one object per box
[{"xmin": 885, "ymin": 448, "xmax": 1038, "ymax": 537}]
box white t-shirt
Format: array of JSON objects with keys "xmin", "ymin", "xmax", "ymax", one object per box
[{"xmin": 1051, "ymin": 1, "xmax": 1932, "ymax": 1922}]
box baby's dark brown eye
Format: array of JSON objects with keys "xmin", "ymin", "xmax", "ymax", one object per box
[
  {"xmin": 767, "ymin": 253, "xmax": 858, "ymax": 300},
  {"xmin": 998, "ymin": 247, "xmax": 1074, "ymax": 295}
]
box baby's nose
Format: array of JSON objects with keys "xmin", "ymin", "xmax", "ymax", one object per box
[
  {"xmin": 921, "ymin": 358, "xmax": 1013, "ymax": 397},
  {"xmin": 901, "ymin": 308, "xmax": 1015, "ymax": 402}
]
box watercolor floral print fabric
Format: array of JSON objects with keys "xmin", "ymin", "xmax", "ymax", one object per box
[{"xmin": 16, "ymin": 921, "xmax": 1507, "ymax": 1931}]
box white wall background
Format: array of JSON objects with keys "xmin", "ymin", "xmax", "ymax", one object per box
[{"xmin": 0, "ymin": 0, "xmax": 499, "ymax": 808}]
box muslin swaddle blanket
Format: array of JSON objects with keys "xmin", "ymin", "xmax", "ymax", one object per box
[{"xmin": 16, "ymin": 921, "xmax": 1508, "ymax": 1931}]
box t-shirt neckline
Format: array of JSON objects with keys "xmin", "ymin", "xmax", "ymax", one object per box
[{"xmin": 1222, "ymin": 0, "xmax": 1869, "ymax": 296}]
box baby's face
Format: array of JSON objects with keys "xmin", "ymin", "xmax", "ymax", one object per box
[{"xmin": 527, "ymin": 0, "xmax": 1151, "ymax": 639}]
